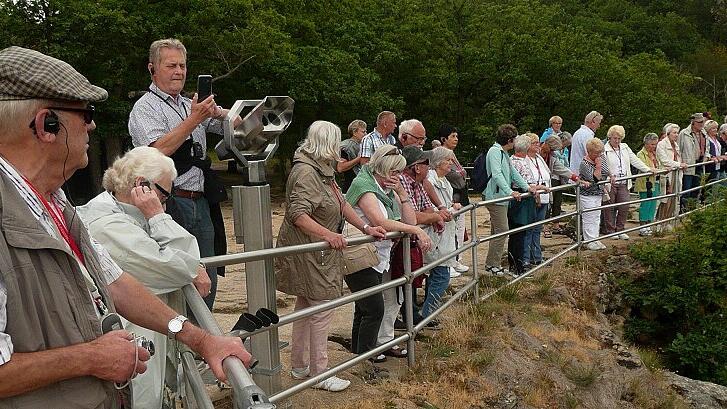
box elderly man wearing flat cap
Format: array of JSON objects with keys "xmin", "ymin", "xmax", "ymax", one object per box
[
  {"xmin": 0, "ymin": 46, "xmax": 253, "ymax": 408},
  {"xmin": 678, "ymin": 112, "xmax": 708, "ymax": 208}
]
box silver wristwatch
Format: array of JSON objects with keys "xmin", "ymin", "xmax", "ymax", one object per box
[{"xmin": 167, "ymin": 315, "xmax": 188, "ymax": 340}]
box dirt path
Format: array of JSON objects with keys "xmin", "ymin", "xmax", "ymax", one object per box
[{"xmin": 209, "ymin": 197, "xmax": 645, "ymax": 408}]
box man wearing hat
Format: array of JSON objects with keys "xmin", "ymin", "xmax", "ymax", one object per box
[
  {"xmin": 0, "ymin": 46, "xmax": 253, "ymax": 407},
  {"xmin": 678, "ymin": 112, "xmax": 707, "ymax": 208}
]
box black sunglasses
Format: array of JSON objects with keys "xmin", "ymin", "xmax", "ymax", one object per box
[
  {"xmin": 48, "ymin": 105, "xmax": 95, "ymax": 124},
  {"xmin": 154, "ymin": 183, "xmax": 172, "ymax": 204},
  {"xmin": 385, "ymin": 147, "xmax": 402, "ymax": 156}
]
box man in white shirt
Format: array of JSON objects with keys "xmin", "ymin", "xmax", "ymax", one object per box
[{"xmin": 569, "ymin": 111, "xmax": 603, "ymax": 174}]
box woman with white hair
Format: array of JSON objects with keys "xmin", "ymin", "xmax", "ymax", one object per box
[
  {"xmin": 276, "ymin": 120, "xmax": 386, "ymax": 392},
  {"xmin": 509, "ymin": 134, "xmax": 547, "ymax": 275},
  {"xmin": 512, "ymin": 134, "xmax": 553, "ymax": 266},
  {"xmin": 423, "ymin": 146, "xmax": 461, "ymax": 315},
  {"xmin": 602, "ymin": 125, "xmax": 654, "ymax": 240},
  {"xmin": 346, "ymin": 144, "xmax": 431, "ymax": 368},
  {"xmin": 77, "ymin": 146, "xmax": 210, "ymax": 409},
  {"xmin": 656, "ymin": 123, "xmax": 687, "ymax": 222}
]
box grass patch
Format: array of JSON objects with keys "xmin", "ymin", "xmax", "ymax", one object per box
[
  {"xmin": 562, "ymin": 361, "xmax": 600, "ymax": 387},
  {"xmin": 429, "ymin": 342, "xmax": 457, "ymax": 358},
  {"xmin": 493, "ymin": 282, "xmax": 521, "ymax": 304},
  {"xmin": 563, "ymin": 256, "xmax": 583, "ymax": 267},
  {"xmin": 563, "ymin": 392, "xmax": 580, "ymax": 409},
  {"xmin": 468, "ymin": 350, "xmax": 496, "ymax": 371},
  {"xmin": 635, "ymin": 347, "xmax": 663, "ymax": 372}
]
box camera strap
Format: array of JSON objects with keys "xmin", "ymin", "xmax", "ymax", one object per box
[
  {"xmin": 150, "ymin": 90, "xmax": 189, "ymax": 121},
  {"xmin": 21, "ymin": 175, "xmax": 110, "ymax": 317}
]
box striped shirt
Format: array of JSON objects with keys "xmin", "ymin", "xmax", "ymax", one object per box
[
  {"xmin": 128, "ymin": 83, "xmax": 224, "ymax": 191},
  {"xmin": 360, "ymin": 129, "xmax": 396, "ymax": 159},
  {"xmin": 0, "ymin": 157, "xmax": 123, "ymax": 365}
]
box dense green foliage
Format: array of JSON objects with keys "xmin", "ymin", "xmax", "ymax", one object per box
[
  {"xmin": 0, "ymin": 0, "xmax": 725, "ymax": 192},
  {"xmin": 621, "ymin": 196, "xmax": 727, "ymax": 385}
]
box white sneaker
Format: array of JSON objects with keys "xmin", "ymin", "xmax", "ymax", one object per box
[
  {"xmin": 618, "ymin": 233, "xmax": 630, "ymax": 240},
  {"xmin": 585, "ymin": 242, "xmax": 601, "ymax": 251},
  {"xmin": 454, "ymin": 262, "xmax": 470, "ymax": 273},
  {"xmin": 312, "ymin": 375, "xmax": 351, "ymax": 392},
  {"xmin": 449, "ymin": 268, "xmax": 462, "ymax": 278},
  {"xmin": 290, "ymin": 366, "xmax": 310, "ymax": 380},
  {"xmin": 586, "ymin": 241, "xmax": 606, "ymax": 251}
]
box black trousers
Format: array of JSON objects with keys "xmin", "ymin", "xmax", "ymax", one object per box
[{"xmin": 344, "ymin": 268, "xmax": 384, "ymax": 354}]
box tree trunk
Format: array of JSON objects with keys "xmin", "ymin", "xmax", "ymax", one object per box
[
  {"xmin": 87, "ymin": 136, "xmax": 104, "ymax": 194},
  {"xmin": 104, "ymin": 134, "xmax": 124, "ymax": 171}
]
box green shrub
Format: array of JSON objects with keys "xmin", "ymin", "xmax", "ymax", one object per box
[{"xmin": 620, "ymin": 197, "xmax": 727, "ymax": 385}]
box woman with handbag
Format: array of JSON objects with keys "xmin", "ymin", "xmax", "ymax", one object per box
[
  {"xmin": 276, "ymin": 121, "xmax": 386, "ymax": 392},
  {"xmin": 346, "ymin": 145, "xmax": 432, "ymax": 363},
  {"xmin": 437, "ymin": 124, "xmax": 469, "ymax": 276}
]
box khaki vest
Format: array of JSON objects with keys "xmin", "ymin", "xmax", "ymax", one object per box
[{"xmin": 0, "ymin": 174, "xmax": 120, "ymax": 409}]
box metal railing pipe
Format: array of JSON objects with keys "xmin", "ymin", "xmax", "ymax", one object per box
[
  {"xmin": 183, "ymin": 285, "xmax": 272, "ymax": 409},
  {"xmin": 414, "ymin": 279, "xmax": 478, "ymax": 332},
  {"xmin": 402, "ymin": 235, "xmax": 416, "ymax": 366},
  {"xmin": 202, "ymin": 231, "xmax": 405, "ymax": 267},
  {"xmin": 230, "ymin": 276, "xmax": 408, "ymax": 339},
  {"xmin": 470, "ymin": 206, "xmax": 480, "ymax": 301},
  {"xmin": 180, "ymin": 350, "xmax": 216, "ymax": 409}
]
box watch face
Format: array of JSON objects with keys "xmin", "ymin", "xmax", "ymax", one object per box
[{"xmin": 169, "ymin": 319, "xmax": 184, "ymax": 333}]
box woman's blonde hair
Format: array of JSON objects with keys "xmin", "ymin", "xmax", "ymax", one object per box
[
  {"xmin": 586, "ymin": 138, "xmax": 605, "ymax": 154},
  {"xmin": 102, "ymin": 146, "xmax": 177, "ymax": 193},
  {"xmin": 299, "ymin": 120, "xmax": 341, "ymax": 162},
  {"xmin": 369, "ymin": 144, "xmax": 406, "ymax": 177},
  {"xmin": 607, "ymin": 125, "xmax": 625, "ymax": 140}
]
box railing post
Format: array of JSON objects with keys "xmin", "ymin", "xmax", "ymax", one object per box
[
  {"xmin": 233, "ymin": 186, "xmax": 281, "ymax": 397},
  {"xmin": 575, "ymin": 184, "xmax": 582, "ymax": 256},
  {"xmin": 470, "ymin": 207, "xmax": 479, "ymax": 302},
  {"xmin": 402, "ymin": 235, "xmax": 415, "ymax": 367},
  {"xmin": 672, "ymin": 168, "xmax": 681, "ymax": 227}
]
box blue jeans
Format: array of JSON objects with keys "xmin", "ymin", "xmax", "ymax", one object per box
[
  {"xmin": 421, "ymin": 265, "xmax": 450, "ymax": 317},
  {"xmin": 174, "ymin": 196, "xmax": 217, "ymax": 309},
  {"xmin": 524, "ymin": 204, "xmax": 548, "ymax": 265}
]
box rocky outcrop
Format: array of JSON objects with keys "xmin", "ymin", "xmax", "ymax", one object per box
[{"xmin": 666, "ymin": 372, "xmax": 727, "ymax": 408}]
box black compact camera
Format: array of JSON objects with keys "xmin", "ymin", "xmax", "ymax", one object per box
[
  {"xmin": 192, "ymin": 141, "xmax": 204, "ymax": 159},
  {"xmin": 645, "ymin": 180, "xmax": 653, "ymax": 198}
]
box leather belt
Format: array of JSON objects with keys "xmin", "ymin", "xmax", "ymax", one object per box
[{"xmin": 173, "ymin": 188, "xmax": 204, "ymax": 199}]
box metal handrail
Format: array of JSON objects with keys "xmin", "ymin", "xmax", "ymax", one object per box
[
  {"xmin": 195, "ymin": 163, "xmax": 725, "ymax": 407},
  {"xmin": 183, "ymin": 285, "xmax": 273, "ymax": 409}
]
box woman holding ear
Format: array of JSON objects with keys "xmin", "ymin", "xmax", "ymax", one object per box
[{"xmin": 77, "ymin": 146, "xmax": 210, "ymax": 409}]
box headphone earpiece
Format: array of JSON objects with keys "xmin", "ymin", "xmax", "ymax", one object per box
[{"xmin": 44, "ymin": 111, "xmax": 60, "ymax": 134}]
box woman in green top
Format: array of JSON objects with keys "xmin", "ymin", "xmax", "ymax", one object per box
[{"xmin": 634, "ymin": 133, "xmax": 665, "ymax": 236}]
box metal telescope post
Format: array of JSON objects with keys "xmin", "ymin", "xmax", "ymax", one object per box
[{"xmin": 216, "ymin": 97, "xmax": 295, "ymax": 400}]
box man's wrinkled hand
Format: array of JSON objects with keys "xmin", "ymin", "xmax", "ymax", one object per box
[{"xmin": 198, "ymin": 335, "xmax": 254, "ymax": 383}]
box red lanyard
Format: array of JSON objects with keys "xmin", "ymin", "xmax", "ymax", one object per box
[{"xmin": 21, "ymin": 177, "xmax": 85, "ymax": 265}]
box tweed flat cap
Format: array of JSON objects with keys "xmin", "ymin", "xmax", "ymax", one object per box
[{"xmin": 0, "ymin": 46, "xmax": 107, "ymax": 102}]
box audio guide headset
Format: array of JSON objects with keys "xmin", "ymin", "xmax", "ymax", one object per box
[{"xmin": 29, "ymin": 110, "xmax": 60, "ymax": 134}]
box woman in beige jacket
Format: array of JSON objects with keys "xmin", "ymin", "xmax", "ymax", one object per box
[
  {"xmin": 276, "ymin": 121, "xmax": 385, "ymax": 392},
  {"xmin": 656, "ymin": 123, "xmax": 688, "ymax": 223}
]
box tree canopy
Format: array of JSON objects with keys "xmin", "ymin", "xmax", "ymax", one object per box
[{"xmin": 1, "ymin": 0, "xmax": 724, "ymax": 195}]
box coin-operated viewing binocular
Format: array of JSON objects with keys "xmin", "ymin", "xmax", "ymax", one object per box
[{"xmin": 215, "ymin": 96, "xmax": 294, "ymax": 185}]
